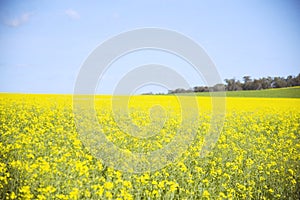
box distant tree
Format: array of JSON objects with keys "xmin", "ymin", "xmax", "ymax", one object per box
[
  {"xmin": 174, "ymin": 88, "xmax": 187, "ymax": 93},
  {"xmin": 225, "ymin": 78, "xmax": 242, "ymax": 91},
  {"xmin": 168, "ymin": 90, "xmax": 175, "ymax": 94},
  {"xmin": 193, "ymin": 86, "xmax": 209, "ymax": 92},
  {"xmin": 185, "ymin": 88, "xmax": 194, "ymax": 93},
  {"xmin": 252, "ymin": 79, "xmax": 263, "ymax": 90},
  {"xmin": 141, "ymin": 92, "xmax": 153, "ymax": 95},
  {"xmin": 242, "ymin": 76, "xmax": 252, "ymax": 90},
  {"xmin": 294, "ymin": 74, "xmax": 300, "ymax": 86},
  {"xmin": 235, "ymin": 80, "xmax": 243, "ymax": 90},
  {"xmin": 169, "ymin": 73, "xmax": 299, "ymax": 94},
  {"xmin": 261, "ymin": 77, "xmax": 272, "ymax": 89},
  {"xmin": 213, "ymin": 84, "xmax": 225, "ymax": 92},
  {"xmin": 243, "ymin": 76, "xmax": 251, "ymax": 83},
  {"xmin": 224, "ymin": 79, "xmax": 233, "ymax": 91},
  {"xmin": 272, "ymin": 77, "xmax": 287, "ymax": 88},
  {"xmin": 286, "ymin": 75, "xmax": 294, "ymax": 87}
]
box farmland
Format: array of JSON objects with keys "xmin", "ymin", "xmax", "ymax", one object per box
[
  {"xmin": 0, "ymin": 94, "xmax": 299, "ymax": 199},
  {"xmin": 176, "ymin": 86, "xmax": 300, "ymax": 98}
]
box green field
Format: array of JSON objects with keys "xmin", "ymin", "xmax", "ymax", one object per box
[{"xmin": 176, "ymin": 86, "xmax": 300, "ymax": 98}]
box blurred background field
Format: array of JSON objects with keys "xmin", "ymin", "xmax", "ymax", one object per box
[{"xmin": 174, "ymin": 86, "xmax": 300, "ymax": 98}]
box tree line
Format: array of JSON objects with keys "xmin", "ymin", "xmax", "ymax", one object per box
[{"xmin": 167, "ymin": 73, "xmax": 300, "ymax": 94}]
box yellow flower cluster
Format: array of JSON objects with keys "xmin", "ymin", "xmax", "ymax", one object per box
[{"xmin": 0, "ymin": 94, "xmax": 299, "ymax": 199}]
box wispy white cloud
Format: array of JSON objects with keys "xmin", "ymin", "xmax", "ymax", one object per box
[
  {"xmin": 4, "ymin": 12, "xmax": 33, "ymax": 27},
  {"xmin": 65, "ymin": 9, "xmax": 80, "ymax": 20}
]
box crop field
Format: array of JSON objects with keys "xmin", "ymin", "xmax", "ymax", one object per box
[
  {"xmin": 179, "ymin": 86, "xmax": 300, "ymax": 98},
  {"xmin": 0, "ymin": 94, "xmax": 299, "ymax": 199}
]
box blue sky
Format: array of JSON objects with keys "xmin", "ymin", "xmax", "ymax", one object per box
[{"xmin": 0, "ymin": 0, "xmax": 299, "ymax": 94}]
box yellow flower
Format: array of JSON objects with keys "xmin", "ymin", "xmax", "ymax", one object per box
[
  {"xmin": 202, "ymin": 179, "xmax": 209, "ymax": 186},
  {"xmin": 169, "ymin": 182, "xmax": 179, "ymax": 192},
  {"xmin": 104, "ymin": 182, "xmax": 114, "ymax": 190},
  {"xmin": 69, "ymin": 188, "xmax": 79, "ymax": 199},
  {"xmin": 10, "ymin": 192, "xmax": 17, "ymax": 199},
  {"xmin": 202, "ymin": 190, "xmax": 210, "ymax": 198},
  {"xmin": 105, "ymin": 191, "xmax": 113, "ymax": 199},
  {"xmin": 84, "ymin": 190, "xmax": 91, "ymax": 198},
  {"xmin": 152, "ymin": 189, "xmax": 159, "ymax": 197},
  {"xmin": 19, "ymin": 185, "xmax": 33, "ymax": 199},
  {"xmin": 152, "ymin": 180, "xmax": 158, "ymax": 185},
  {"xmin": 178, "ymin": 162, "xmax": 187, "ymax": 172},
  {"xmin": 96, "ymin": 186, "xmax": 104, "ymax": 196},
  {"xmin": 288, "ymin": 169, "xmax": 294, "ymax": 176},
  {"xmin": 1, "ymin": 93, "xmax": 300, "ymax": 200},
  {"xmin": 123, "ymin": 180, "xmax": 132, "ymax": 188},
  {"xmin": 56, "ymin": 194, "xmax": 68, "ymax": 200},
  {"xmin": 37, "ymin": 194, "xmax": 46, "ymax": 200},
  {"xmin": 219, "ymin": 192, "xmax": 226, "ymax": 198}
]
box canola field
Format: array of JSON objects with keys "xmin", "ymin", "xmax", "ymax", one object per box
[{"xmin": 0, "ymin": 94, "xmax": 299, "ymax": 199}]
